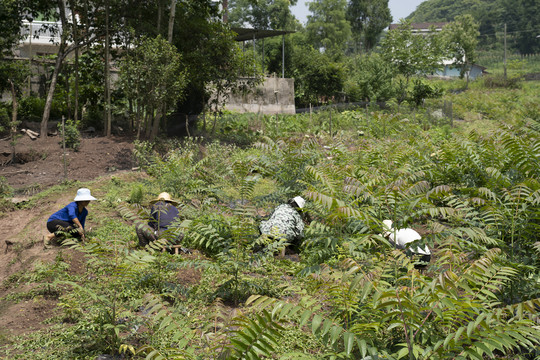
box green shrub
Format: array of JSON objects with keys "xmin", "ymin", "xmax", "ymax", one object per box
[
  {"xmin": 128, "ymin": 183, "xmax": 144, "ymax": 204},
  {"xmin": 483, "ymin": 74, "xmax": 521, "ymax": 89},
  {"xmin": 0, "ymin": 176, "xmax": 13, "ymax": 198},
  {"xmin": 0, "ymin": 105, "xmax": 9, "ymax": 134},
  {"xmin": 410, "ymin": 78, "xmax": 443, "ymax": 106},
  {"xmin": 346, "ymin": 53, "xmax": 395, "ymax": 102},
  {"xmin": 57, "ymin": 119, "xmax": 81, "ymax": 151},
  {"xmin": 18, "ymin": 96, "xmax": 45, "ymax": 121}
]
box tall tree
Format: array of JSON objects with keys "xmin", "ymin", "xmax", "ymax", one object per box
[
  {"xmin": 380, "ymin": 21, "xmax": 444, "ymax": 102},
  {"xmin": 380, "ymin": 21, "xmax": 444, "ymax": 82},
  {"xmin": 346, "ymin": 52, "xmax": 395, "ymax": 102},
  {"xmin": 172, "ymin": 0, "xmax": 261, "ymax": 117},
  {"xmin": 228, "ymin": 0, "xmax": 299, "ymax": 30},
  {"xmin": 0, "ymin": 61, "xmax": 29, "ymax": 163},
  {"xmin": 291, "ymin": 43, "xmax": 346, "ymax": 106},
  {"xmin": 119, "ymin": 36, "xmax": 186, "ymax": 141},
  {"xmin": 167, "ymin": 0, "xmax": 176, "ymax": 43},
  {"xmin": 502, "ymin": 0, "xmax": 540, "ymax": 54},
  {"xmin": 0, "ymin": 0, "xmax": 23, "ymax": 58},
  {"xmin": 306, "ymin": 0, "xmax": 351, "ymax": 56},
  {"xmin": 442, "ymin": 14, "xmax": 480, "ymax": 87},
  {"xmin": 347, "ymin": 0, "xmax": 392, "ymax": 52},
  {"xmin": 104, "ymin": 0, "xmax": 112, "ymax": 137},
  {"xmin": 31, "ymin": 0, "xmax": 101, "ymax": 139},
  {"xmin": 40, "ymin": 0, "xmax": 71, "ymax": 139}
]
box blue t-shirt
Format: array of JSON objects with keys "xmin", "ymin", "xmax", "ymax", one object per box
[
  {"xmin": 149, "ymin": 201, "xmax": 179, "ymax": 230},
  {"xmin": 48, "ymin": 202, "xmax": 88, "ymax": 229}
]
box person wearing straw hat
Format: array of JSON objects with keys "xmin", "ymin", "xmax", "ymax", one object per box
[
  {"xmin": 46, "ymin": 188, "xmax": 97, "ymax": 243},
  {"xmin": 259, "ymin": 196, "xmax": 307, "ymax": 253},
  {"xmin": 136, "ymin": 192, "xmax": 181, "ymax": 247}
]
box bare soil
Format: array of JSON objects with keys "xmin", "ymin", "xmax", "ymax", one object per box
[
  {"xmin": 0, "ymin": 134, "xmax": 135, "ymax": 193},
  {"xmin": 0, "ymin": 134, "xmax": 136, "ymax": 348}
]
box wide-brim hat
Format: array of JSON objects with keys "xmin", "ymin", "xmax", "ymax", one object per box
[
  {"xmin": 150, "ymin": 192, "xmax": 179, "ymax": 206},
  {"xmin": 74, "ymin": 188, "xmax": 97, "ymax": 201},
  {"xmin": 293, "ymin": 196, "xmax": 306, "ymax": 209}
]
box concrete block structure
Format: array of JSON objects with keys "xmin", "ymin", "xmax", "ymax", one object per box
[{"xmin": 222, "ymin": 76, "xmax": 295, "ymax": 115}]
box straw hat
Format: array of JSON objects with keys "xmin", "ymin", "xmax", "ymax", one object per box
[
  {"xmin": 150, "ymin": 192, "xmax": 179, "ymax": 205},
  {"xmin": 74, "ymin": 188, "xmax": 97, "ymax": 202}
]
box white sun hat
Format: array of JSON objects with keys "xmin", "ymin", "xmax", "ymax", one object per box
[
  {"xmin": 293, "ymin": 196, "xmax": 306, "ymax": 209},
  {"xmin": 74, "ymin": 188, "xmax": 97, "ymax": 201}
]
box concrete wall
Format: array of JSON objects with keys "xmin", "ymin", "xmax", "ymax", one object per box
[
  {"xmin": 435, "ymin": 65, "xmax": 485, "ymax": 80},
  {"xmin": 223, "ymin": 76, "xmax": 295, "ymax": 114}
]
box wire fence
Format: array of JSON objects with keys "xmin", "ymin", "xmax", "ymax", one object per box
[
  {"xmin": 476, "ymin": 52, "xmax": 540, "ymax": 75},
  {"xmin": 295, "ymin": 99, "xmax": 456, "ymax": 130}
]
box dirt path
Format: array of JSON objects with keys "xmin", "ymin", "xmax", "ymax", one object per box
[
  {"xmin": 0, "ymin": 186, "xmax": 95, "ymax": 341},
  {"xmin": 0, "ymin": 134, "xmax": 137, "ymax": 344}
]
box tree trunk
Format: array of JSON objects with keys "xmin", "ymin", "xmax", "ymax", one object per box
[
  {"xmin": 65, "ymin": 66, "xmax": 71, "ymax": 119},
  {"xmin": 104, "ymin": 0, "xmax": 112, "ymax": 137},
  {"xmin": 9, "ymin": 80, "xmax": 18, "ymax": 164},
  {"xmin": 150, "ymin": 108, "xmax": 162, "ymax": 141},
  {"xmin": 40, "ymin": 46, "xmax": 65, "ymax": 138},
  {"xmin": 128, "ymin": 98, "xmax": 133, "ymax": 134},
  {"xmin": 211, "ymin": 112, "xmax": 218, "ymax": 136},
  {"xmin": 144, "ymin": 107, "xmax": 153, "ymax": 139},
  {"xmin": 135, "ymin": 78, "xmax": 141, "ymax": 138},
  {"xmin": 157, "ymin": 1, "xmax": 163, "ymax": 36},
  {"xmin": 167, "ymin": 0, "xmax": 176, "ymax": 43},
  {"xmin": 70, "ymin": 0, "xmax": 79, "ymax": 122},
  {"xmin": 136, "ymin": 103, "xmax": 142, "ymax": 140},
  {"xmin": 202, "ymin": 97, "xmax": 206, "ymax": 132},
  {"xmin": 222, "ymin": 0, "xmax": 228, "ymax": 23},
  {"xmin": 40, "ymin": 0, "xmax": 68, "ymax": 140}
]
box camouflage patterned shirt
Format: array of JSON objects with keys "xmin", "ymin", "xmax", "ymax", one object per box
[{"xmin": 259, "ymin": 204, "xmax": 304, "ymax": 240}]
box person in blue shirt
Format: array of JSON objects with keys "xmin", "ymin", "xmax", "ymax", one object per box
[
  {"xmin": 46, "ymin": 188, "xmax": 97, "ymax": 243},
  {"xmin": 136, "ymin": 192, "xmax": 181, "ymax": 247}
]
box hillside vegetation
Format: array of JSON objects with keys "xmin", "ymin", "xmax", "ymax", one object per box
[
  {"xmin": 1, "ymin": 76, "xmax": 539, "ymax": 359},
  {"xmin": 408, "ymin": 0, "xmax": 540, "ymax": 54}
]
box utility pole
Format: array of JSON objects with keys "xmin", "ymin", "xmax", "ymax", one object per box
[{"xmin": 504, "ymin": 23, "xmax": 507, "ymax": 80}]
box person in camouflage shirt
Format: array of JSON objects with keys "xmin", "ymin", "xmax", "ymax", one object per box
[{"xmin": 259, "ymin": 196, "xmax": 306, "ymax": 242}]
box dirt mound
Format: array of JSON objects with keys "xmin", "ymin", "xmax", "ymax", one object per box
[{"xmin": 0, "ymin": 134, "xmax": 136, "ymax": 192}]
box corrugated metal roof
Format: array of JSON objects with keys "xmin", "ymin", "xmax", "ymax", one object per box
[{"xmin": 389, "ymin": 22, "xmax": 449, "ymax": 31}]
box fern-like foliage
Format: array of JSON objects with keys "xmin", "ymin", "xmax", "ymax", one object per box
[{"xmin": 219, "ymin": 310, "xmax": 285, "ymax": 360}]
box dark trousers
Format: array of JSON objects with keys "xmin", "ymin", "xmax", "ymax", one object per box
[
  {"xmin": 135, "ymin": 224, "xmax": 183, "ymax": 247},
  {"xmin": 47, "ymin": 220, "xmax": 82, "ymax": 239},
  {"xmin": 135, "ymin": 224, "xmax": 157, "ymax": 247}
]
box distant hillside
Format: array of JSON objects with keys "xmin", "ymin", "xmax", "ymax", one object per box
[
  {"xmin": 407, "ymin": 0, "xmax": 494, "ymax": 23},
  {"xmin": 406, "ymin": 0, "xmax": 540, "ymax": 54}
]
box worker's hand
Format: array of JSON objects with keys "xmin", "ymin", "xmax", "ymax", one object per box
[{"xmin": 78, "ymin": 227, "xmax": 86, "ymax": 240}]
